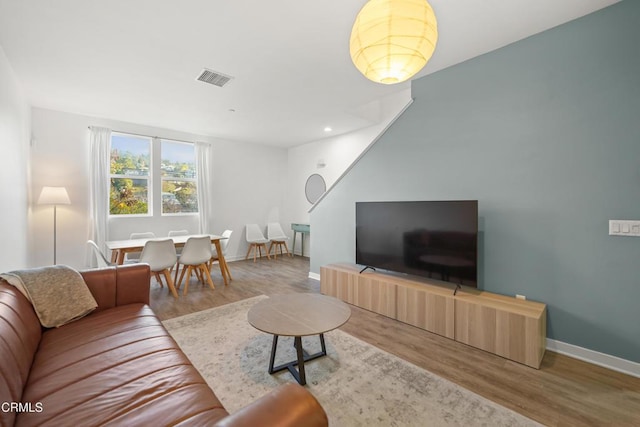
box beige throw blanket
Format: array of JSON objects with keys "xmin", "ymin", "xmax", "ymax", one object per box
[{"xmin": 1, "ymin": 265, "xmax": 97, "ymax": 328}]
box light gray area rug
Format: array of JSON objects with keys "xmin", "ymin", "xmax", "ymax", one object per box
[{"xmin": 163, "ymin": 295, "xmax": 541, "ymax": 427}]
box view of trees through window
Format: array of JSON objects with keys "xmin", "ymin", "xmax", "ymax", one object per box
[
  {"xmin": 110, "ymin": 134, "xmax": 150, "ymax": 215},
  {"xmin": 161, "ymin": 139, "xmax": 197, "ymax": 214},
  {"xmin": 109, "ymin": 133, "xmax": 198, "ymax": 215}
]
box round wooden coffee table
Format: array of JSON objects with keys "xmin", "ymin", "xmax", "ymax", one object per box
[{"xmin": 247, "ymin": 293, "xmax": 351, "ymax": 385}]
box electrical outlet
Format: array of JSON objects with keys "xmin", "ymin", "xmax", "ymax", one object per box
[{"xmin": 516, "ymin": 294, "xmax": 526, "ymax": 300}]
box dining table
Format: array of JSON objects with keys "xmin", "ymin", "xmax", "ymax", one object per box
[{"xmin": 105, "ymin": 234, "xmax": 232, "ymax": 286}]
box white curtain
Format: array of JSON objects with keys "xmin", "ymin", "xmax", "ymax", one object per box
[
  {"xmin": 195, "ymin": 142, "xmax": 214, "ymax": 234},
  {"xmin": 87, "ymin": 126, "xmax": 111, "ymax": 266}
]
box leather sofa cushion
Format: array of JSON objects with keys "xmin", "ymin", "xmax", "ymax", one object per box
[
  {"xmin": 0, "ymin": 282, "xmax": 42, "ymax": 427},
  {"xmin": 17, "ymin": 303, "xmax": 229, "ymax": 426}
]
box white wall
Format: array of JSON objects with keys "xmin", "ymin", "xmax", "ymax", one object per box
[
  {"xmin": 29, "ymin": 107, "xmax": 288, "ymax": 269},
  {"xmin": 285, "ymin": 89, "xmax": 412, "ymax": 256},
  {"xmin": 0, "ymin": 45, "xmax": 31, "ymax": 271},
  {"xmin": 24, "ymin": 87, "xmax": 409, "ymax": 268}
]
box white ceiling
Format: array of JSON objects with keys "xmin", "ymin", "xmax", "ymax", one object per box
[{"xmin": 0, "ymin": 0, "xmax": 619, "ymax": 148}]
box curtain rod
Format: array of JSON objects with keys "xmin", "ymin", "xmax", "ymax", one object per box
[{"xmin": 87, "ymin": 126, "xmax": 198, "ymax": 145}]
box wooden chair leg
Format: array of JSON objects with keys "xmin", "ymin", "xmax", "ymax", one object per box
[
  {"xmin": 162, "ymin": 269, "xmax": 179, "ymax": 299},
  {"xmin": 283, "ymin": 241, "xmax": 291, "ymax": 257},
  {"xmin": 255, "ymin": 244, "xmax": 260, "ymax": 262},
  {"xmin": 153, "ymin": 272, "xmax": 164, "ymax": 287},
  {"xmin": 263, "ymin": 243, "xmax": 271, "ymax": 260},
  {"xmin": 177, "ymin": 265, "xmax": 188, "ymax": 290},
  {"xmin": 195, "ymin": 267, "xmax": 203, "ymax": 284},
  {"xmin": 199, "ymin": 264, "xmax": 215, "ymax": 290},
  {"xmin": 183, "ymin": 266, "xmax": 194, "ymax": 295},
  {"xmin": 246, "ymin": 244, "xmax": 254, "ymax": 260},
  {"xmin": 174, "ymin": 262, "xmax": 181, "ymax": 288}
]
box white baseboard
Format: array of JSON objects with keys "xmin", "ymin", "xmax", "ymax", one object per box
[
  {"xmin": 308, "ymin": 272, "xmax": 320, "ymax": 281},
  {"xmin": 546, "ymin": 338, "xmax": 639, "ymax": 378}
]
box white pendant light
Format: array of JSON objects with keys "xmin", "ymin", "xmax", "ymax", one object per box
[{"xmin": 350, "ymin": 0, "xmax": 438, "ymax": 84}]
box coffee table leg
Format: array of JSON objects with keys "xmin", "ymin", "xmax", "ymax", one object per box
[
  {"xmin": 294, "ymin": 336, "xmax": 306, "ymax": 385},
  {"xmin": 268, "ymin": 335, "xmax": 279, "ymax": 374},
  {"xmin": 268, "ymin": 334, "xmax": 328, "ymax": 386}
]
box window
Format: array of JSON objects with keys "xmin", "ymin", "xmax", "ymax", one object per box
[
  {"xmin": 109, "ymin": 133, "xmax": 198, "ymax": 216},
  {"xmin": 161, "ymin": 139, "xmax": 198, "ymax": 214},
  {"xmin": 110, "ymin": 133, "xmax": 151, "ymax": 215}
]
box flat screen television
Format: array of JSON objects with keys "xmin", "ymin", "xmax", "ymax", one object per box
[{"xmin": 356, "ymin": 200, "xmax": 478, "ymax": 288}]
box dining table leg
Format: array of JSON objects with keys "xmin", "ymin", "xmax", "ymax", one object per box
[
  {"xmin": 213, "ymin": 241, "xmax": 231, "ymax": 285},
  {"xmin": 116, "ymin": 250, "xmax": 126, "ymax": 265},
  {"xmin": 220, "ymin": 254, "xmax": 232, "ymax": 282}
]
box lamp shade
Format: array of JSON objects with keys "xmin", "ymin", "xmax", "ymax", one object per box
[
  {"xmin": 350, "ymin": 0, "xmax": 438, "ymax": 84},
  {"xmin": 38, "ymin": 186, "xmax": 71, "ymax": 205}
]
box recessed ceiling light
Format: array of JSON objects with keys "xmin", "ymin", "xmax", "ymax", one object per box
[{"xmin": 324, "ymin": 127, "xmax": 332, "ymax": 132}]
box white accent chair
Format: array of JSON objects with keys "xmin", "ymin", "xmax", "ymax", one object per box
[
  {"xmin": 139, "ymin": 239, "xmax": 179, "ymax": 299},
  {"xmin": 245, "ymin": 224, "xmax": 270, "ymax": 262},
  {"xmin": 209, "ymin": 229, "xmax": 233, "ymax": 281},
  {"xmin": 87, "ymin": 240, "xmax": 112, "ymax": 268},
  {"xmin": 175, "ymin": 236, "xmax": 215, "ymax": 295},
  {"xmin": 125, "ymin": 232, "xmax": 156, "ymax": 262},
  {"xmin": 267, "ymin": 222, "xmax": 291, "ymax": 259}
]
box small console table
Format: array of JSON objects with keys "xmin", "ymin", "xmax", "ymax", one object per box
[
  {"xmin": 320, "ymin": 263, "xmax": 547, "ymax": 368},
  {"xmin": 291, "ymin": 223, "xmax": 310, "ymax": 256}
]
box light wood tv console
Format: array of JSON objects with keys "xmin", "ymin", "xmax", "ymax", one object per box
[{"xmin": 320, "ymin": 263, "xmax": 547, "ymax": 368}]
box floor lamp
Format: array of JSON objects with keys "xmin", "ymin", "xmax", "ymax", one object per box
[{"xmin": 38, "ymin": 186, "xmax": 71, "ymax": 265}]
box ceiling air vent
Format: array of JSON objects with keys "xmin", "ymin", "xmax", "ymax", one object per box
[{"xmin": 196, "ymin": 68, "xmax": 234, "ymax": 88}]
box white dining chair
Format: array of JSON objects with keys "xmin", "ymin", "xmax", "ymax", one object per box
[
  {"xmin": 125, "ymin": 231, "xmax": 156, "ymax": 263},
  {"xmin": 168, "ymin": 229, "xmax": 189, "ymax": 258},
  {"xmin": 267, "ymin": 222, "xmax": 291, "ymax": 259},
  {"xmin": 139, "ymin": 239, "xmax": 179, "ymax": 298},
  {"xmin": 209, "ymin": 229, "xmax": 233, "ymax": 281},
  {"xmin": 175, "ymin": 236, "xmax": 215, "ymax": 295},
  {"xmin": 87, "ymin": 240, "xmax": 112, "ymax": 268},
  {"xmin": 245, "ymin": 224, "xmax": 270, "ymax": 262}
]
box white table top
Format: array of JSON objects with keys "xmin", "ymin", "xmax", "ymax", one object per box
[{"xmin": 105, "ymin": 234, "xmax": 224, "ymax": 250}]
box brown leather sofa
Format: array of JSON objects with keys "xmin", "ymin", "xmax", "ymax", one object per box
[{"xmin": 0, "ymin": 264, "xmax": 328, "ymax": 427}]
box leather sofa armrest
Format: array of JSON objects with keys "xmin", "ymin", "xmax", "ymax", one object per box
[
  {"xmin": 81, "ymin": 264, "xmax": 150, "ymax": 312},
  {"xmin": 213, "ymin": 383, "xmax": 328, "ymax": 427}
]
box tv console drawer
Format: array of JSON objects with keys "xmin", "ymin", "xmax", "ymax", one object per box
[{"xmin": 321, "ymin": 264, "xmax": 396, "ymax": 318}]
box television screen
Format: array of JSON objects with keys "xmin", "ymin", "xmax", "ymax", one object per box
[{"xmin": 356, "ymin": 200, "xmax": 478, "ymax": 288}]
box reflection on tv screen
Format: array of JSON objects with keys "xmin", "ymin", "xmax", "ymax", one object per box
[{"xmin": 356, "ymin": 201, "xmax": 478, "ymax": 288}]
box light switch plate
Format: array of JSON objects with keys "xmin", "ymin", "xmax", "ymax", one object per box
[{"xmin": 609, "ymin": 220, "xmax": 640, "ymax": 237}]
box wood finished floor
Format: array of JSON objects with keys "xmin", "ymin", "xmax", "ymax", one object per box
[{"xmin": 150, "ymin": 256, "xmax": 640, "ymax": 427}]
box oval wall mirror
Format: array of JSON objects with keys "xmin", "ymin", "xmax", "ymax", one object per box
[{"xmin": 305, "ymin": 173, "xmax": 326, "ymax": 204}]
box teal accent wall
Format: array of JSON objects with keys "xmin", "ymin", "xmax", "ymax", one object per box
[{"xmin": 311, "ymin": 0, "xmax": 640, "ymax": 362}]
